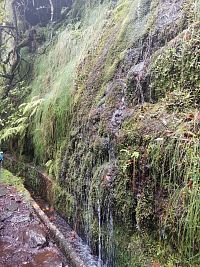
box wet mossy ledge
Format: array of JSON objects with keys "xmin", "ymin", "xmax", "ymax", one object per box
[
  {"xmin": 3, "ymin": 155, "xmax": 54, "ymax": 204},
  {"xmin": 0, "ymin": 0, "xmax": 200, "ymax": 266}
]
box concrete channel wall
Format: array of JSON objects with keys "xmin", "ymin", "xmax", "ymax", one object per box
[{"xmin": 4, "ymin": 154, "xmax": 54, "ymax": 204}]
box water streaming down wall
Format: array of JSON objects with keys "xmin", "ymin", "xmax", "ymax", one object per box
[
  {"xmin": 2, "ymin": 0, "xmax": 198, "ymax": 265},
  {"xmin": 57, "ymin": 97, "xmax": 114, "ymax": 263},
  {"xmin": 57, "ymin": 0, "xmax": 192, "ymax": 265},
  {"xmin": 60, "ymin": 137, "xmax": 117, "ymax": 266}
]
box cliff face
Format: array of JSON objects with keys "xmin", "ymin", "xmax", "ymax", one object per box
[
  {"xmin": 13, "ymin": 0, "xmax": 72, "ymax": 26},
  {"xmin": 0, "ymin": 0, "xmax": 200, "ymax": 266}
]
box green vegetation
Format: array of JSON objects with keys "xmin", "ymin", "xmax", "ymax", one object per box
[
  {"xmin": 148, "ymin": 138, "xmax": 200, "ymax": 263},
  {"xmin": 0, "ymin": 169, "xmax": 29, "ymax": 197},
  {"xmin": 150, "ymin": 23, "xmax": 200, "ymax": 102},
  {"xmin": 0, "ymin": 0, "xmax": 199, "ymax": 266}
]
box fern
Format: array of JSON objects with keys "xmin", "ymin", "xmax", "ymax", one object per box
[
  {"xmin": 0, "ymin": 125, "xmax": 26, "ymax": 142},
  {"xmin": 0, "ymin": 97, "xmax": 43, "ymax": 145}
]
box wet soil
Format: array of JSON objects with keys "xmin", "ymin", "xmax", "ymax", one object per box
[{"xmin": 0, "ymin": 183, "xmax": 68, "ymax": 267}]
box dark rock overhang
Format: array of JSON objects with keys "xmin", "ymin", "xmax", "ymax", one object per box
[{"xmin": 13, "ymin": 0, "xmax": 73, "ymax": 26}]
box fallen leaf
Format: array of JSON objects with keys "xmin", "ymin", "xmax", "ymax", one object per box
[
  {"xmin": 183, "ymin": 131, "xmax": 195, "ymax": 138},
  {"xmin": 70, "ymin": 231, "xmax": 77, "ymax": 241},
  {"xmin": 49, "ymin": 216, "xmax": 55, "ymax": 222},
  {"xmin": 164, "ymin": 130, "xmax": 174, "ymax": 137},
  {"xmin": 153, "ymin": 261, "xmax": 160, "ymax": 267},
  {"xmin": 49, "ymin": 206, "xmax": 54, "ymax": 212},
  {"xmin": 185, "ymin": 113, "xmax": 194, "ymax": 122},
  {"xmin": 187, "ymin": 179, "xmax": 193, "ymax": 189}
]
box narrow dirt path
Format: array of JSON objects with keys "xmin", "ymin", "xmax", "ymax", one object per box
[{"xmin": 0, "ymin": 183, "xmax": 67, "ymax": 267}]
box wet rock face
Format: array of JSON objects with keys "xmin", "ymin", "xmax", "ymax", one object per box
[
  {"xmin": 14, "ymin": 0, "xmax": 73, "ymax": 26},
  {"xmin": 57, "ymin": 0, "xmax": 195, "ymax": 264},
  {"xmin": 156, "ymin": 0, "xmax": 185, "ymax": 29},
  {"xmin": 24, "ymin": 0, "xmax": 51, "ymax": 26}
]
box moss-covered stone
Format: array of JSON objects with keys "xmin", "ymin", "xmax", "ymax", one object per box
[{"xmin": 1, "ymin": 0, "xmax": 200, "ymax": 266}]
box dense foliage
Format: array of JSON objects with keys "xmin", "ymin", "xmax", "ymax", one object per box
[{"xmin": 0, "ymin": 0, "xmax": 200, "ymax": 266}]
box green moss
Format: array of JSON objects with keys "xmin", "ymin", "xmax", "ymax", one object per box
[
  {"xmin": 114, "ymin": 228, "xmax": 156, "ymax": 266},
  {"xmin": 0, "ymin": 169, "xmax": 29, "ymax": 199},
  {"xmin": 113, "ymin": 226, "xmax": 192, "ymax": 267},
  {"xmin": 150, "ymin": 23, "xmax": 200, "ymax": 102},
  {"xmin": 147, "ymin": 137, "xmax": 200, "ymax": 261},
  {"xmin": 53, "ymin": 183, "xmax": 75, "ymax": 221},
  {"xmin": 113, "ymin": 0, "xmax": 130, "ymax": 21},
  {"xmin": 1, "ymin": 1, "xmax": 200, "ymax": 266}
]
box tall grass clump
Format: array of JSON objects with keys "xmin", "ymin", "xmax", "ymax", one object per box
[
  {"xmin": 148, "ymin": 137, "xmax": 200, "ymax": 262},
  {"xmin": 30, "ymin": 1, "xmax": 114, "ymax": 163}
]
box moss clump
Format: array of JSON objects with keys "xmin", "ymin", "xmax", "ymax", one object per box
[
  {"xmin": 0, "ymin": 169, "xmax": 29, "ymax": 199},
  {"xmin": 150, "ymin": 23, "xmax": 200, "ymax": 102},
  {"xmin": 53, "ymin": 183, "xmax": 75, "ymax": 222}
]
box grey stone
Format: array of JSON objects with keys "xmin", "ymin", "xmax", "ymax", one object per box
[
  {"xmin": 10, "ymin": 214, "xmax": 30, "ymax": 223},
  {"xmin": 6, "ymin": 201, "xmax": 19, "ymax": 212},
  {"xmin": 24, "ymin": 226, "xmax": 48, "ymax": 248},
  {"xmin": 0, "ymin": 188, "xmax": 7, "ymax": 197},
  {"xmin": 0, "ymin": 211, "xmax": 13, "ymax": 222}
]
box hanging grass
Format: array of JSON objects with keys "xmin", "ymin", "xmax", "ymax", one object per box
[
  {"xmin": 29, "ymin": 1, "xmax": 114, "ymax": 163},
  {"xmin": 148, "ymin": 137, "xmax": 200, "ymax": 262}
]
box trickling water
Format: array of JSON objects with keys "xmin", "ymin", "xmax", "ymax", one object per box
[
  {"xmin": 109, "ymin": 212, "xmax": 114, "ymax": 264},
  {"xmin": 29, "ymin": 190, "xmax": 101, "ymax": 267},
  {"xmin": 56, "ymin": 2, "xmax": 166, "ymax": 265},
  {"xmin": 49, "ymin": 0, "xmax": 54, "ymax": 21},
  {"xmin": 98, "ymin": 199, "xmax": 102, "ymax": 267},
  {"xmin": 85, "ymin": 171, "xmax": 92, "ymax": 248},
  {"xmin": 104, "ymin": 195, "xmax": 115, "ymax": 267}
]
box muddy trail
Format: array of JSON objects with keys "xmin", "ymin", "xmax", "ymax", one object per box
[{"xmin": 0, "ymin": 183, "xmax": 68, "ymax": 267}]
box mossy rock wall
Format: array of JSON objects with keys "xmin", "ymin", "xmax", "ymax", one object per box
[
  {"xmin": 1, "ymin": 0, "xmax": 200, "ymax": 266},
  {"xmin": 56, "ymin": 1, "xmax": 199, "ymax": 265}
]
